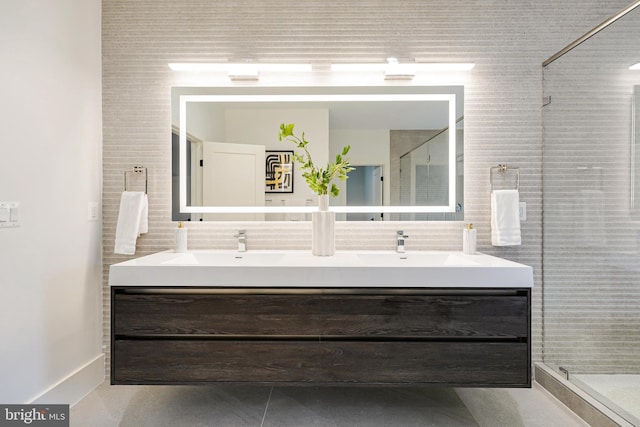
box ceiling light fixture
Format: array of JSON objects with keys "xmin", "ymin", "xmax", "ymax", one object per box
[
  {"xmin": 384, "ymin": 57, "xmax": 416, "ymax": 80},
  {"xmin": 168, "ymin": 63, "xmax": 313, "ymax": 72},
  {"xmin": 330, "ymin": 60, "xmax": 475, "ymax": 75},
  {"xmin": 168, "ymin": 62, "xmax": 313, "ymax": 81},
  {"xmin": 630, "ymin": 63, "xmax": 640, "ymax": 70},
  {"xmin": 226, "ymin": 64, "xmax": 260, "ymax": 81}
]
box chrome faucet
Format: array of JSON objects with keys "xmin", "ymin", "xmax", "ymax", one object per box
[
  {"xmin": 234, "ymin": 230, "xmax": 247, "ymax": 252},
  {"xmin": 396, "ymin": 230, "xmax": 409, "ymax": 253}
]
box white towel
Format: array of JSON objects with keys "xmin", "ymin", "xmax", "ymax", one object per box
[
  {"xmin": 114, "ymin": 191, "xmax": 148, "ymax": 255},
  {"xmin": 139, "ymin": 193, "xmax": 148, "ymax": 234},
  {"xmin": 491, "ymin": 189, "xmax": 521, "ymax": 246}
]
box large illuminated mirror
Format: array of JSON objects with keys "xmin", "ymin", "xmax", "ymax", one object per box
[{"xmin": 171, "ymin": 86, "xmax": 464, "ymax": 221}]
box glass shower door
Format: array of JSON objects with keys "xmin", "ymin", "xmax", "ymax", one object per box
[{"xmin": 542, "ymin": 6, "xmax": 640, "ymax": 424}]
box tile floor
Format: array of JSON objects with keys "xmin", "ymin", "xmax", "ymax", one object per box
[{"xmin": 70, "ymin": 382, "xmax": 589, "ymax": 426}]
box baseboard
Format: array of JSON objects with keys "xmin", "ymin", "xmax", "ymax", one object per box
[
  {"xmin": 535, "ymin": 363, "xmax": 634, "ymax": 427},
  {"xmin": 29, "ymin": 353, "xmax": 105, "ymax": 406}
]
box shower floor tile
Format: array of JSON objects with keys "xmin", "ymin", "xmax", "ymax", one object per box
[{"xmin": 573, "ymin": 374, "xmax": 640, "ymax": 425}]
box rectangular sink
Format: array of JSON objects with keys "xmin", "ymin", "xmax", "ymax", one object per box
[
  {"xmin": 109, "ymin": 250, "xmax": 533, "ymax": 289},
  {"xmin": 161, "ymin": 251, "xmax": 285, "ymax": 266},
  {"xmin": 357, "ymin": 252, "xmax": 480, "ymax": 267}
]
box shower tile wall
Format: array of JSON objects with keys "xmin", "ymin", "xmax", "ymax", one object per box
[
  {"xmin": 101, "ymin": 0, "xmax": 631, "ymax": 374},
  {"xmin": 543, "ymin": 9, "xmax": 640, "ymax": 374}
]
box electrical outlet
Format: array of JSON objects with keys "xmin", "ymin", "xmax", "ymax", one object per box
[{"xmin": 519, "ymin": 202, "xmax": 527, "ymax": 221}]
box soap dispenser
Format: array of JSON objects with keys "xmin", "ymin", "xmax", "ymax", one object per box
[
  {"xmin": 175, "ymin": 221, "xmax": 188, "ymax": 253},
  {"xmin": 463, "ymin": 223, "xmax": 476, "ymax": 255}
]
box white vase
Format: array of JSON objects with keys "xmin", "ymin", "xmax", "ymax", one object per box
[{"xmin": 312, "ymin": 195, "xmax": 335, "ymax": 256}]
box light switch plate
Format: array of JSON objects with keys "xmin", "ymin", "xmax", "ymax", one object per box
[
  {"xmin": 519, "ymin": 202, "xmax": 527, "ymax": 221},
  {"xmin": 0, "ymin": 202, "xmax": 20, "ymax": 228},
  {"xmin": 88, "ymin": 202, "xmax": 99, "ymax": 222},
  {"xmin": 0, "ymin": 207, "xmax": 9, "ymax": 222}
]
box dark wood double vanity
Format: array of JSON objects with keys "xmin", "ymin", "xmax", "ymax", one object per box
[{"xmin": 111, "ymin": 284, "xmax": 531, "ymax": 387}]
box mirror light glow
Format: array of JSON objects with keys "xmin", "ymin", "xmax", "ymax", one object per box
[{"xmin": 178, "ymin": 93, "xmax": 458, "ymax": 215}]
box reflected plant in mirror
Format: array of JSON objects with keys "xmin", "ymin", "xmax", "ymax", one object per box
[{"xmin": 278, "ymin": 123, "xmax": 354, "ymax": 197}]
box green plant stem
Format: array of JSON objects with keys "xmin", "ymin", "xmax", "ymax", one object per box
[{"xmin": 279, "ymin": 123, "xmax": 353, "ymax": 197}]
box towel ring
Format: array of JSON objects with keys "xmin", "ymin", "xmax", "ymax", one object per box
[
  {"xmin": 124, "ymin": 165, "xmax": 148, "ymax": 194},
  {"xmin": 490, "ymin": 164, "xmax": 519, "ymax": 191}
]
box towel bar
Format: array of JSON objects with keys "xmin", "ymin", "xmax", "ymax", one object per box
[
  {"xmin": 124, "ymin": 165, "xmax": 148, "ymax": 194},
  {"xmin": 490, "ymin": 164, "xmax": 519, "ymax": 192}
]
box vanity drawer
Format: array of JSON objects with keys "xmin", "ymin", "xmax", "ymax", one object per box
[
  {"xmin": 112, "ymin": 290, "xmax": 528, "ymax": 339},
  {"xmin": 112, "ymin": 339, "xmax": 529, "ymax": 386},
  {"xmin": 113, "ymin": 340, "xmax": 323, "ymax": 384}
]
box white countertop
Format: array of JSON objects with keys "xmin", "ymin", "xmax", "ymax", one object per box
[{"xmin": 109, "ymin": 250, "xmax": 533, "ymax": 288}]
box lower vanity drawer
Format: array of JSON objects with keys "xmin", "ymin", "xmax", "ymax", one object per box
[
  {"xmin": 112, "ymin": 290, "xmax": 529, "ymax": 339},
  {"xmin": 112, "ymin": 340, "xmax": 530, "ymax": 387}
]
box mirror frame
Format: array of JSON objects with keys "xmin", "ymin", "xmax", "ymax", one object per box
[{"xmin": 177, "ymin": 89, "xmax": 459, "ymax": 215}]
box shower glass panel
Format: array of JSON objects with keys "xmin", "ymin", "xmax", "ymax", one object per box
[
  {"xmin": 542, "ymin": 5, "xmax": 640, "ymax": 424},
  {"xmin": 398, "ymin": 124, "xmax": 464, "ymax": 221}
]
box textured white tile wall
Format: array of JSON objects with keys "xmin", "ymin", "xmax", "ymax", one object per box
[
  {"xmin": 102, "ymin": 0, "xmax": 632, "ymax": 374},
  {"xmin": 543, "ymin": 6, "xmax": 640, "ymax": 374}
]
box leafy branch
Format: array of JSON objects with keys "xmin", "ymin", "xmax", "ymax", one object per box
[{"xmin": 278, "ymin": 123, "xmax": 354, "ymax": 197}]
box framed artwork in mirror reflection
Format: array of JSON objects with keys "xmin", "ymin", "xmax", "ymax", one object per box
[{"xmin": 265, "ymin": 150, "xmax": 294, "ymax": 193}]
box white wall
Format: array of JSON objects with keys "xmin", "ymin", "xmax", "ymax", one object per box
[
  {"xmin": 186, "ymin": 103, "xmax": 225, "ymax": 141},
  {"xmin": 0, "ymin": 0, "xmax": 103, "ymax": 403}
]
